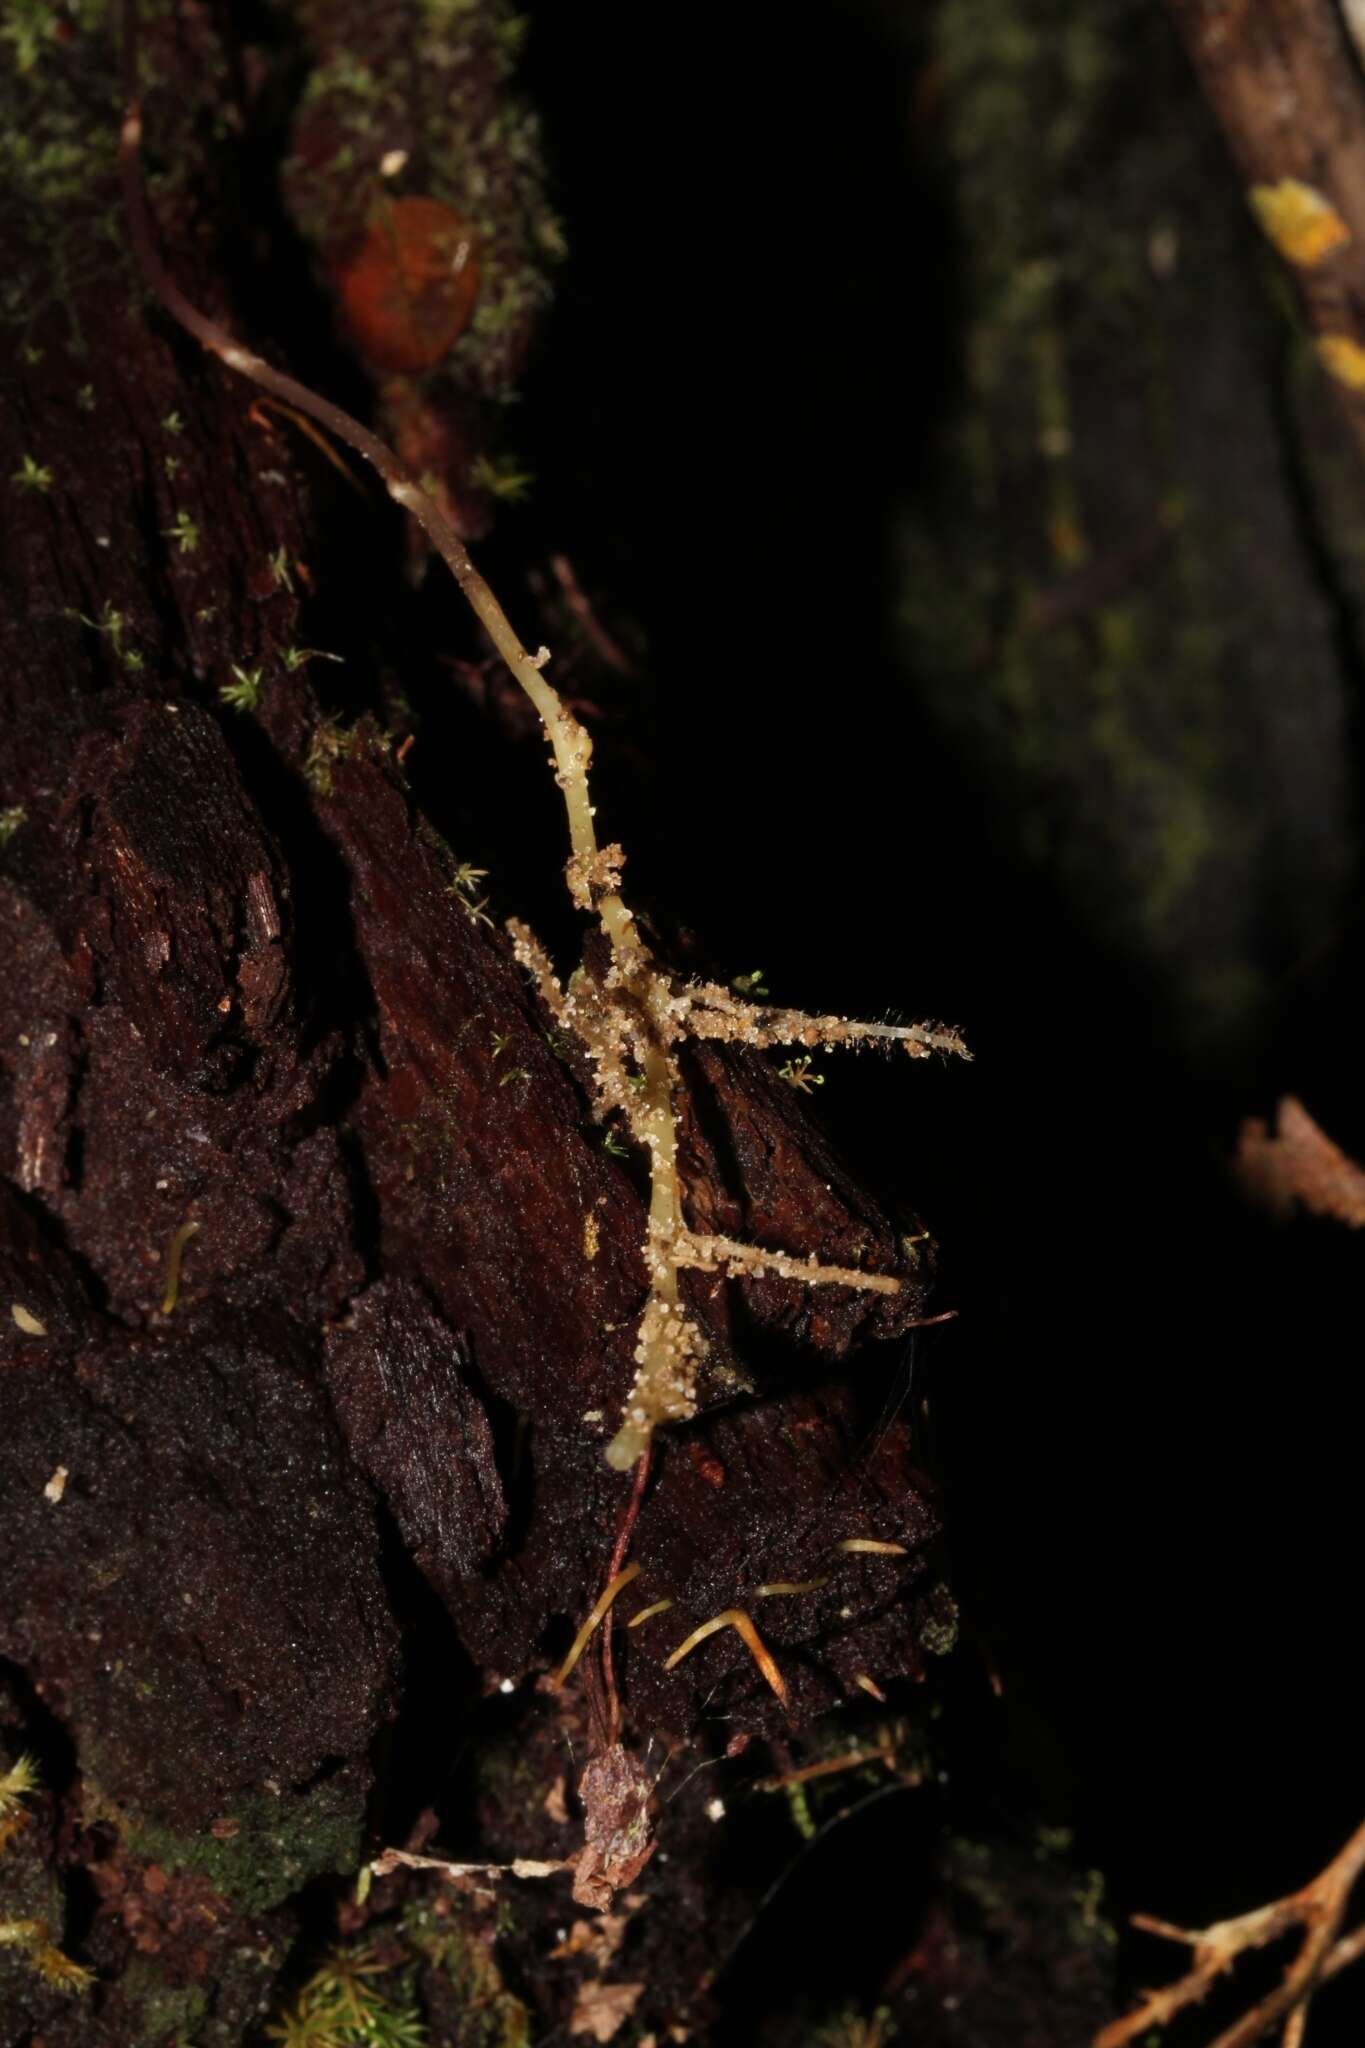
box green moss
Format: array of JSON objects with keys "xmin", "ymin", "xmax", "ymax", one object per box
[
  {"xmin": 283, "ymin": 0, "xmax": 556, "ymax": 400},
  {"xmin": 82, "ymin": 1769, "xmax": 366, "ymax": 1915},
  {"xmin": 117, "ymin": 1961, "xmax": 210, "ymax": 2047},
  {"xmin": 784, "ymin": 1779, "xmax": 816, "ymax": 1841},
  {"xmin": 918, "ymin": 1582, "xmax": 959, "ymax": 1658},
  {"xmin": 264, "ymin": 1941, "xmax": 427, "ymax": 2047},
  {"xmin": 403, "ymin": 1897, "xmax": 531, "ymax": 2048},
  {"xmin": 304, "ymin": 715, "xmax": 361, "ymax": 793},
  {"xmin": 893, "ymin": 0, "xmax": 1341, "ymax": 1050},
  {"xmin": 0, "ymin": 0, "xmax": 183, "ymax": 345}
]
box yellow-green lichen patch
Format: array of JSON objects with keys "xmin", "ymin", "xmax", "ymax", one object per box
[
  {"xmin": 918, "ymin": 1582, "xmax": 959, "ymax": 1658},
  {"xmin": 1316, "ymin": 330, "xmax": 1365, "ymax": 390},
  {"xmin": 1249, "ymin": 178, "xmax": 1350, "ymax": 268},
  {"xmin": 81, "ymin": 1767, "xmax": 367, "ymax": 1916}
]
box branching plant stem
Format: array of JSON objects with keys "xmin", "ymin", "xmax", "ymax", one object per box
[
  {"xmin": 1096, "ymin": 1815, "xmax": 1365, "ymax": 2048},
  {"xmin": 119, "ymin": 0, "xmax": 967, "ymax": 1472}
]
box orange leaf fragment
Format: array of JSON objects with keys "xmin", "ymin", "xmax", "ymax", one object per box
[
  {"xmin": 337, "ymin": 196, "xmax": 481, "ymax": 373},
  {"xmin": 1234, "ymin": 1095, "xmax": 1365, "ymax": 1226},
  {"xmin": 569, "ymin": 1979, "xmax": 644, "ymax": 2042}
]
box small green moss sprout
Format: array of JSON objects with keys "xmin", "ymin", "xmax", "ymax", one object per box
[
  {"xmin": 220, "ymin": 665, "xmax": 263, "ymax": 713},
  {"xmin": 778, "ymin": 1055, "xmax": 824, "ymax": 1093},
  {"xmin": 284, "ymin": 645, "xmax": 344, "ymax": 671},
  {"xmin": 304, "ymin": 716, "xmax": 357, "ymax": 794},
  {"xmin": 162, "ymin": 508, "xmax": 200, "ymax": 554},
  {"xmin": 12, "ymin": 454, "xmax": 53, "ymax": 492},
  {"xmin": 469, "ymin": 452, "xmax": 534, "ymax": 502},
  {"xmin": 0, "ymin": 1755, "xmax": 93, "ymax": 1993},
  {"xmin": 265, "ymin": 1944, "xmax": 425, "ymax": 2048},
  {"xmin": 0, "ymin": 1754, "xmax": 38, "ymax": 1823},
  {"xmin": 446, "ymin": 861, "xmax": 488, "ymax": 899}
]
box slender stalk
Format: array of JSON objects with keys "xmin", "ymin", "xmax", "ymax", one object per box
[{"xmin": 118, "ymin": 0, "xmax": 966, "ymax": 1481}]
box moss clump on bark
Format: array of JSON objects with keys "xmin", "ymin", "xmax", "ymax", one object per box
[{"xmin": 897, "ymin": 0, "xmax": 1351, "ymax": 1051}]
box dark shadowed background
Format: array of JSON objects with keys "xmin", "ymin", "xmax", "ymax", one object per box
[{"xmin": 510, "ymin": 0, "xmax": 1365, "ymax": 2032}]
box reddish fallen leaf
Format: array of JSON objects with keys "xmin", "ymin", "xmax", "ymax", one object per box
[
  {"xmin": 569, "ymin": 1979, "xmax": 645, "ymax": 2042},
  {"xmin": 572, "ymin": 1744, "xmax": 656, "ymax": 1911},
  {"xmin": 337, "ymin": 196, "xmax": 481, "ymax": 373},
  {"xmin": 550, "ymin": 1913, "xmax": 627, "ymax": 1965},
  {"xmin": 1234, "ymin": 1095, "xmax": 1365, "ymax": 1225},
  {"xmin": 543, "ymin": 1773, "xmax": 570, "ymax": 1825}
]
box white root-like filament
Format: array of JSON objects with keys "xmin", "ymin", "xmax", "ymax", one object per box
[
  {"xmin": 674, "ymin": 1232, "xmax": 901, "ymax": 1296},
  {"xmin": 627, "ymin": 1598, "xmax": 674, "ymax": 1630}
]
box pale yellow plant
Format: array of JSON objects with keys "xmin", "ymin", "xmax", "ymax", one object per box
[{"xmin": 119, "ymin": 0, "xmax": 968, "ymax": 1472}]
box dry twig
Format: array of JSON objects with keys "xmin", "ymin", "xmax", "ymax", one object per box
[
  {"xmin": 1095, "ymin": 1816, "xmax": 1365, "ymax": 2048},
  {"xmin": 368, "ymin": 1847, "xmax": 566, "ymax": 1885}
]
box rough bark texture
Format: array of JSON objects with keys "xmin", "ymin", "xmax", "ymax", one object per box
[
  {"xmin": 12, "ymin": 1, "xmax": 1362, "ymax": 2041},
  {"xmin": 1169, "ymin": 0, "xmax": 1365, "ymax": 453},
  {"xmin": 0, "ymin": 6, "xmax": 961, "ymax": 2041}
]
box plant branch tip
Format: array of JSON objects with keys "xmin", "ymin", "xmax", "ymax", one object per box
[
  {"xmin": 160, "ymin": 1217, "xmax": 200, "ymax": 1314},
  {"xmin": 119, "ymin": 0, "xmax": 967, "ymax": 1479},
  {"xmin": 662, "ymin": 1608, "xmax": 787, "ymax": 1704},
  {"xmin": 368, "ymin": 1847, "xmax": 566, "ymax": 1885}
]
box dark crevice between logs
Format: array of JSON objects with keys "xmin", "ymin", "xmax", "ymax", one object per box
[
  {"xmin": 362, "ymin": 1494, "xmax": 481, "ymax": 1858},
  {"xmin": 0, "ymin": 1660, "xmax": 95, "ymax": 1974}
]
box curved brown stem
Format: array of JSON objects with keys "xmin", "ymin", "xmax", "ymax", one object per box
[{"xmin": 601, "ymin": 1447, "xmax": 652, "ymax": 1745}]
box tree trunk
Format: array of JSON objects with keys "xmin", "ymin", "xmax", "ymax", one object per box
[{"xmin": 0, "ymin": 9, "xmax": 1000, "ymax": 2044}]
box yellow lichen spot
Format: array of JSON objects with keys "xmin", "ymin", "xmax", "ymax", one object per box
[
  {"xmin": 32, "ymin": 1943, "xmax": 94, "ymax": 1993},
  {"xmin": 1316, "ymin": 332, "xmax": 1365, "ymax": 390},
  {"xmin": 1249, "ymin": 180, "xmax": 1350, "ymax": 267},
  {"xmin": 627, "ymin": 1596, "xmax": 674, "ymax": 1630},
  {"xmin": 160, "ymin": 1217, "xmax": 200, "ymax": 1315},
  {"xmin": 0, "ymin": 1754, "xmax": 39, "ymax": 1819}
]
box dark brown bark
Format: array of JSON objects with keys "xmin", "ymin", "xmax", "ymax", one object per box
[
  {"xmin": 1169, "ymin": 0, "xmax": 1365, "ymax": 453},
  {"xmin": 0, "ymin": 7, "xmax": 958, "ymax": 2039}
]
